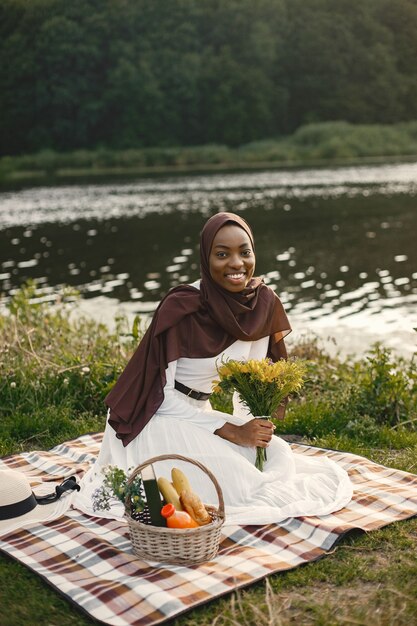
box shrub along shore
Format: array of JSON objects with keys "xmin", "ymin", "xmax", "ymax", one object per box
[
  {"xmin": 1, "ymin": 284, "xmax": 417, "ymax": 625},
  {"xmin": 1, "ymin": 120, "xmax": 417, "ymax": 188}
]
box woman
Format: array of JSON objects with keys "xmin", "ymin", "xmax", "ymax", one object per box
[{"xmin": 74, "ymin": 212, "xmax": 352, "ymax": 525}]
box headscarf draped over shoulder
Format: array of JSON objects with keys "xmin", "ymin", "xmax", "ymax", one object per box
[{"xmin": 106, "ymin": 212, "xmax": 291, "ymax": 445}]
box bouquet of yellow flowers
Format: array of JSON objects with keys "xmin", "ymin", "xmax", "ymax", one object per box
[{"xmin": 213, "ymin": 358, "xmax": 306, "ymax": 471}]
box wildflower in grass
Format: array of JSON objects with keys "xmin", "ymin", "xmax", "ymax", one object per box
[
  {"xmin": 10, "ymin": 381, "xmax": 16, "ymax": 388},
  {"xmin": 213, "ymin": 358, "xmax": 307, "ymax": 470}
]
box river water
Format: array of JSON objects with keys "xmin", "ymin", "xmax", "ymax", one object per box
[{"xmin": 1, "ymin": 162, "xmax": 416, "ymax": 357}]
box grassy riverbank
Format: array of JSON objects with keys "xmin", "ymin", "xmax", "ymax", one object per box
[
  {"xmin": 1, "ymin": 285, "xmax": 416, "ymax": 625},
  {"xmin": 1, "ymin": 120, "xmax": 417, "ymax": 188}
]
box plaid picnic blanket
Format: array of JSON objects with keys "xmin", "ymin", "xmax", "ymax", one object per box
[{"xmin": 1, "ymin": 433, "xmax": 416, "ymax": 626}]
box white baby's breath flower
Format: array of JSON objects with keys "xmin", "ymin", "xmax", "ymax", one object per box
[{"xmin": 10, "ymin": 381, "xmax": 16, "ymax": 388}]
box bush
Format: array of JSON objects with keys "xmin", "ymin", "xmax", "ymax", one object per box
[
  {"xmin": 0, "ymin": 282, "xmax": 141, "ymax": 429},
  {"xmin": 277, "ymin": 340, "xmax": 417, "ymax": 444},
  {"xmin": 345, "ymin": 345, "xmax": 417, "ymax": 427},
  {"xmin": 2, "ymin": 120, "xmax": 417, "ymax": 185}
]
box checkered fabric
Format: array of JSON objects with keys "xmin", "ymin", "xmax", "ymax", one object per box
[{"xmin": 1, "ymin": 433, "xmax": 416, "ymax": 626}]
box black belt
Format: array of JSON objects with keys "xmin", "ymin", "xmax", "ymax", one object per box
[{"xmin": 174, "ymin": 380, "xmax": 211, "ymax": 401}]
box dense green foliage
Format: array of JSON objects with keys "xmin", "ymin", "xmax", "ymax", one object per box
[
  {"xmin": 277, "ymin": 339, "xmax": 417, "ymax": 447},
  {"xmin": 0, "ymin": 283, "xmax": 139, "ymax": 453},
  {"xmin": 2, "ymin": 120, "xmax": 417, "ymax": 185},
  {"xmin": 1, "ymin": 0, "xmax": 417, "ymax": 156}
]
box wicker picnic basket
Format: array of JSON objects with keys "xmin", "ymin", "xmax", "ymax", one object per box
[{"xmin": 125, "ymin": 454, "xmax": 225, "ymax": 565}]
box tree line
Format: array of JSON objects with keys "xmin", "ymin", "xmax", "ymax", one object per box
[{"xmin": 1, "ymin": 0, "xmax": 416, "ymax": 156}]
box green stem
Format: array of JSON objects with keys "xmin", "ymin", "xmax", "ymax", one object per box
[{"xmin": 255, "ymin": 446, "xmax": 267, "ymax": 471}]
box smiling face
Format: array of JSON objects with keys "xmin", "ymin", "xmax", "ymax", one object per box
[{"xmin": 208, "ymin": 224, "xmax": 255, "ymax": 292}]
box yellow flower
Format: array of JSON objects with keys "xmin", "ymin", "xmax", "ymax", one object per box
[
  {"xmin": 212, "ymin": 383, "xmax": 222, "ymax": 394},
  {"xmin": 214, "ymin": 357, "xmax": 306, "ymax": 409},
  {"xmin": 217, "ymin": 364, "xmax": 233, "ymax": 379}
]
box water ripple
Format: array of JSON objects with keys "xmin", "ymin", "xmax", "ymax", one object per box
[{"xmin": 1, "ymin": 162, "xmax": 416, "ymax": 229}]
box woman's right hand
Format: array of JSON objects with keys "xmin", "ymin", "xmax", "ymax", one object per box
[{"xmin": 215, "ymin": 418, "xmax": 275, "ymax": 448}]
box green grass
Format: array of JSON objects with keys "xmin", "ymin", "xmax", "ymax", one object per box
[
  {"xmin": 1, "ymin": 120, "xmax": 417, "ymax": 188},
  {"xmin": 0, "ymin": 285, "xmax": 416, "ymax": 625},
  {"xmin": 0, "ymin": 282, "xmax": 139, "ymax": 455}
]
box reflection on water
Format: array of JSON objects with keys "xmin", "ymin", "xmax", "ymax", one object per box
[
  {"xmin": 1, "ymin": 162, "xmax": 417, "ymax": 229},
  {"xmin": 1, "ymin": 162, "xmax": 417, "ymax": 339}
]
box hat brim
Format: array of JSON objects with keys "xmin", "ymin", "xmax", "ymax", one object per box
[{"xmin": 0, "ymin": 491, "xmax": 74, "ymax": 537}]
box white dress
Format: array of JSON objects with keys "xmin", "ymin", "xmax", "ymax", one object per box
[{"xmin": 74, "ymin": 334, "xmax": 353, "ymax": 526}]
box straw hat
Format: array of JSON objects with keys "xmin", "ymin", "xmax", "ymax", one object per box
[{"xmin": 0, "ymin": 468, "xmax": 78, "ymax": 535}]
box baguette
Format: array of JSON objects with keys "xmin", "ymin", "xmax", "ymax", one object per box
[
  {"xmin": 171, "ymin": 467, "xmax": 192, "ymax": 495},
  {"xmin": 157, "ymin": 476, "xmax": 183, "ymax": 510},
  {"xmin": 180, "ymin": 490, "xmax": 211, "ymax": 526}
]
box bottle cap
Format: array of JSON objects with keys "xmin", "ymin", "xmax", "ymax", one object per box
[{"xmin": 161, "ymin": 503, "xmax": 175, "ymax": 518}]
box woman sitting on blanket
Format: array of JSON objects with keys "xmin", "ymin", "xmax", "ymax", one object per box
[{"xmin": 74, "ymin": 212, "xmax": 352, "ymax": 525}]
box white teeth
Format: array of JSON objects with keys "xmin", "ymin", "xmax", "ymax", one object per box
[{"xmin": 227, "ymin": 273, "xmax": 245, "ymax": 279}]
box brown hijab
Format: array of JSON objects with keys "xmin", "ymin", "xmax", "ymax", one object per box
[{"xmin": 106, "ymin": 212, "xmax": 291, "ymax": 446}]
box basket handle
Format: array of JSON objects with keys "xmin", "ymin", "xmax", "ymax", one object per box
[{"xmin": 126, "ymin": 453, "xmax": 225, "ymax": 517}]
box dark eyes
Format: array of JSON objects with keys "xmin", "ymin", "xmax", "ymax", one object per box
[{"xmin": 215, "ymin": 249, "xmax": 252, "ymax": 258}]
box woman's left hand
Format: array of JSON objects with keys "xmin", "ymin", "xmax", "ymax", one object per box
[{"xmin": 215, "ymin": 418, "xmax": 275, "ymax": 447}]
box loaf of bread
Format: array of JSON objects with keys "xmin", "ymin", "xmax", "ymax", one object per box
[
  {"xmin": 171, "ymin": 468, "xmax": 192, "ymax": 495},
  {"xmin": 180, "ymin": 490, "xmax": 211, "ymax": 526},
  {"xmin": 157, "ymin": 477, "xmax": 183, "ymax": 511}
]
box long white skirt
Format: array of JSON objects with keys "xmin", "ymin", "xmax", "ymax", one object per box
[{"xmin": 74, "ymin": 399, "xmax": 353, "ymax": 526}]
